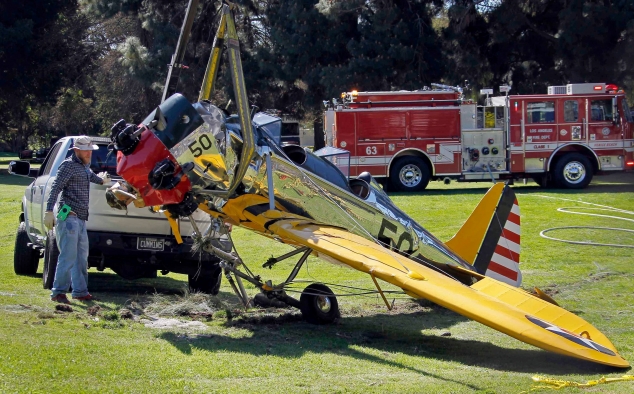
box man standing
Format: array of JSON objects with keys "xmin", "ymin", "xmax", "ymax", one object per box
[{"xmin": 44, "ymin": 136, "xmax": 110, "ymax": 304}]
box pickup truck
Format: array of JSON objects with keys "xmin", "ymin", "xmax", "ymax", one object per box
[{"xmin": 9, "ymin": 136, "xmax": 227, "ymax": 294}]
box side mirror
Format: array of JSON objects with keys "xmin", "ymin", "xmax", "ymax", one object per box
[
  {"xmin": 8, "ymin": 160, "xmax": 34, "ymax": 177},
  {"xmin": 612, "ymin": 97, "xmax": 619, "ymax": 125}
]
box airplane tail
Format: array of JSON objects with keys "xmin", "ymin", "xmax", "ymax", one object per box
[{"xmin": 445, "ymin": 183, "xmax": 522, "ymax": 286}]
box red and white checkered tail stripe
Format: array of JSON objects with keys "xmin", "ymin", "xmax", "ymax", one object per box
[{"xmin": 485, "ymin": 199, "xmax": 522, "ymax": 286}]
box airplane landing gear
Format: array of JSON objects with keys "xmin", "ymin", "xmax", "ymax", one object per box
[
  {"xmin": 300, "ymin": 283, "xmax": 340, "ymax": 324},
  {"xmin": 201, "ymin": 236, "xmax": 340, "ymax": 324}
]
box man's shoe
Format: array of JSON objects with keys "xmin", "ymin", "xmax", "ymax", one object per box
[
  {"xmin": 51, "ymin": 294, "xmax": 70, "ymax": 304},
  {"xmin": 72, "ymin": 294, "xmax": 94, "ymax": 301}
]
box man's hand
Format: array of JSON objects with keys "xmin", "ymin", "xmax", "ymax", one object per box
[{"xmin": 44, "ymin": 211, "xmax": 55, "ymax": 230}]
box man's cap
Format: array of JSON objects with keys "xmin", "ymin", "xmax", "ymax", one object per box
[{"xmin": 71, "ymin": 136, "xmax": 99, "ymax": 151}]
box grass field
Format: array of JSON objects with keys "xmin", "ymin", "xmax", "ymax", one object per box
[{"xmin": 0, "ymin": 172, "xmax": 633, "ymax": 393}]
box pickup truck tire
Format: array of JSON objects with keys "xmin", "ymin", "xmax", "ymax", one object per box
[
  {"xmin": 14, "ymin": 222, "xmax": 40, "ymax": 275},
  {"xmin": 553, "ymin": 153, "xmax": 593, "ymax": 189},
  {"xmin": 42, "ymin": 230, "xmax": 59, "ymax": 290},
  {"xmin": 389, "ymin": 157, "xmax": 430, "ymax": 192},
  {"xmin": 188, "ymin": 265, "xmax": 222, "ymax": 295}
]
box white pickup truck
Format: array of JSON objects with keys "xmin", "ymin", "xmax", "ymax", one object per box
[{"xmin": 9, "ymin": 136, "xmax": 227, "ymax": 294}]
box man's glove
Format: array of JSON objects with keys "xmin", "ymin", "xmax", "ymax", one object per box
[
  {"xmin": 98, "ymin": 172, "xmax": 112, "ymax": 186},
  {"xmin": 44, "ymin": 211, "xmax": 55, "ymax": 230}
]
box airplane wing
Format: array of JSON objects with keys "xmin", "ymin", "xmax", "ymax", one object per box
[{"xmin": 233, "ymin": 206, "xmax": 628, "ymax": 368}]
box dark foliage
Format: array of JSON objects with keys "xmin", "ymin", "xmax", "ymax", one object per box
[{"xmin": 1, "ymin": 0, "xmax": 633, "ymax": 150}]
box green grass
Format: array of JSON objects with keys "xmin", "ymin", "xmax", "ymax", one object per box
[{"xmin": 1, "ymin": 173, "xmax": 633, "ymax": 393}]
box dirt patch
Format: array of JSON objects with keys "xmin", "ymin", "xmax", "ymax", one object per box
[
  {"xmin": 141, "ymin": 317, "xmax": 209, "ymax": 331},
  {"xmin": 143, "ymin": 291, "xmax": 227, "ymax": 319},
  {"xmin": 87, "ymin": 305, "xmax": 101, "ymax": 315},
  {"xmin": 55, "ymin": 304, "xmax": 73, "ymax": 313}
]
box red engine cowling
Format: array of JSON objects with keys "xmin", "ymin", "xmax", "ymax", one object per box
[{"xmin": 116, "ymin": 126, "xmax": 192, "ymax": 206}]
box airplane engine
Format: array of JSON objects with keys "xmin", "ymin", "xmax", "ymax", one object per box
[{"xmin": 110, "ymin": 94, "xmax": 242, "ymax": 212}]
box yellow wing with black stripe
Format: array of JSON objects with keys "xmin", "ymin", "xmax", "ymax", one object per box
[{"xmin": 235, "ymin": 207, "xmax": 627, "ymax": 368}]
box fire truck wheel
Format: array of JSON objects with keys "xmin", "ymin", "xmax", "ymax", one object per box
[
  {"xmin": 553, "ymin": 153, "xmax": 593, "ymax": 189},
  {"xmin": 390, "ymin": 157, "xmax": 430, "ymax": 192}
]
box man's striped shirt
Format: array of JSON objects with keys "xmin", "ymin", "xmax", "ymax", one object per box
[{"xmin": 46, "ymin": 153, "xmax": 103, "ymax": 221}]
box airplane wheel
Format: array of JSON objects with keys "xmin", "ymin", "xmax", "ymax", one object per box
[{"xmin": 300, "ymin": 283, "xmax": 339, "ymax": 324}]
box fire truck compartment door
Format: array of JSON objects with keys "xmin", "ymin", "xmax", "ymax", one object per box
[
  {"xmin": 355, "ymin": 142, "xmax": 386, "ymax": 177},
  {"xmin": 587, "ymin": 97, "xmax": 626, "ymax": 169}
]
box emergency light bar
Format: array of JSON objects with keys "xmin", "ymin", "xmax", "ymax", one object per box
[{"xmin": 566, "ymin": 83, "xmax": 606, "ymax": 95}]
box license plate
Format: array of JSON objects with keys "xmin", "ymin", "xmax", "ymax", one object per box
[{"xmin": 137, "ymin": 237, "xmax": 164, "ymax": 251}]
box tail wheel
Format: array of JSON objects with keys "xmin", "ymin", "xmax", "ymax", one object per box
[
  {"xmin": 42, "ymin": 230, "xmax": 59, "ymax": 290},
  {"xmin": 300, "ymin": 283, "xmax": 339, "ymax": 324},
  {"xmin": 389, "ymin": 157, "xmax": 430, "ymax": 192},
  {"xmin": 553, "ymin": 153, "xmax": 593, "ymax": 189},
  {"xmin": 14, "ymin": 222, "xmax": 40, "ymax": 275}
]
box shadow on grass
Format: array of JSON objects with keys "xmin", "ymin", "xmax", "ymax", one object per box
[
  {"xmin": 0, "ymin": 174, "xmax": 33, "ymax": 186},
  {"xmin": 157, "ymin": 307, "xmax": 626, "ymax": 380},
  {"xmin": 87, "ymin": 271, "xmax": 188, "ymax": 296}
]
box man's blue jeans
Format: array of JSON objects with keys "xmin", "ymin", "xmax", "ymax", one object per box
[{"xmin": 51, "ymin": 216, "xmax": 90, "ymax": 298}]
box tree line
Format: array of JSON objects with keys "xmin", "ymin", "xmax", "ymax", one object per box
[{"xmin": 1, "ymin": 0, "xmax": 632, "ymax": 151}]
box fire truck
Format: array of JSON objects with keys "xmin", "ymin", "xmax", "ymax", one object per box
[{"xmin": 323, "ymin": 83, "xmax": 634, "ymax": 191}]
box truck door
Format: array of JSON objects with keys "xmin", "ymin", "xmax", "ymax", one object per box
[
  {"xmin": 523, "ymin": 99, "xmax": 557, "ymax": 172},
  {"xmin": 558, "ymin": 98, "xmax": 586, "ymax": 143},
  {"xmin": 587, "ymin": 96, "xmax": 624, "ymax": 169},
  {"xmin": 31, "ymin": 142, "xmax": 63, "ymax": 238}
]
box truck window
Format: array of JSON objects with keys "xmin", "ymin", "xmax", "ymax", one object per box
[
  {"xmin": 526, "ymin": 101, "xmax": 555, "ymax": 123},
  {"xmin": 91, "ymin": 146, "xmax": 118, "ymax": 175},
  {"xmin": 590, "ymin": 99, "xmax": 613, "ymax": 122},
  {"xmin": 622, "ymin": 99, "xmax": 633, "ymax": 123},
  {"xmin": 39, "ymin": 142, "xmax": 63, "ymax": 176},
  {"xmin": 563, "ymin": 101, "xmax": 578, "ymax": 122}
]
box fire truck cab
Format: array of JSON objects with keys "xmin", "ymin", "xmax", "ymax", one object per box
[{"xmin": 324, "ymin": 83, "xmax": 634, "ymax": 191}]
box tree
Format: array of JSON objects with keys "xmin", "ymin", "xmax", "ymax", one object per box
[
  {"xmin": 444, "ymin": 0, "xmax": 634, "ymax": 96},
  {"xmin": 256, "ymin": 0, "xmax": 446, "ymax": 118},
  {"xmin": 0, "ymin": 1, "xmax": 94, "ymax": 150}
]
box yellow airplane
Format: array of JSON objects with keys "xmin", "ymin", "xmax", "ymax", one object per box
[{"xmin": 105, "ymin": 3, "xmax": 628, "ymax": 368}]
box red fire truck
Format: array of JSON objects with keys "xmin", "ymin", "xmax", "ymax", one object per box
[{"xmin": 323, "ymin": 83, "xmax": 634, "ymax": 191}]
